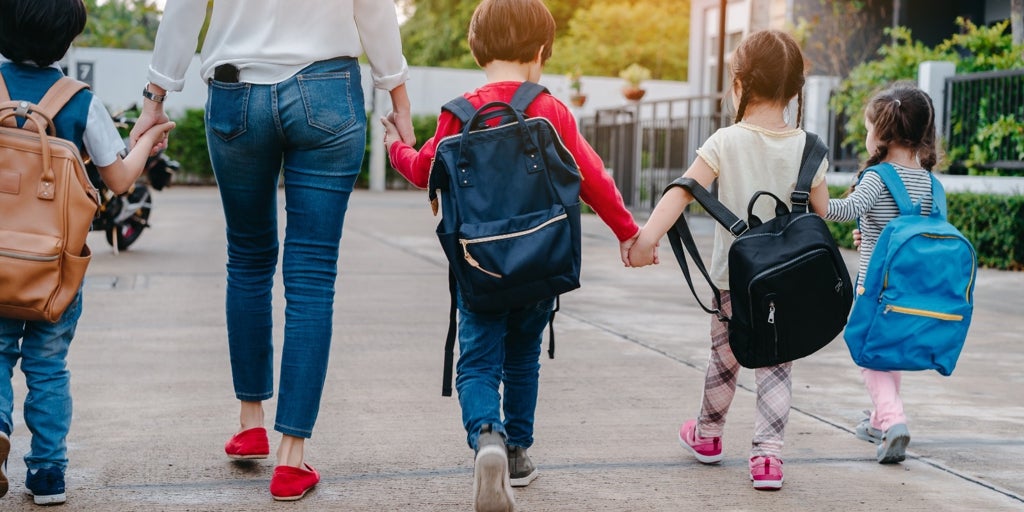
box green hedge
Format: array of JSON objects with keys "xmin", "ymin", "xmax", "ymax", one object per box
[{"xmin": 826, "ymin": 185, "xmax": 1024, "ymax": 270}]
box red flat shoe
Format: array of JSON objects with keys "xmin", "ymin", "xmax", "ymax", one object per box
[
  {"xmin": 224, "ymin": 427, "xmax": 270, "ymax": 460},
  {"xmin": 270, "ymin": 463, "xmax": 320, "ymax": 501}
]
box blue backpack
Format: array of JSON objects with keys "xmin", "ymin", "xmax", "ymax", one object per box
[
  {"xmin": 427, "ymin": 82, "xmax": 582, "ymax": 395},
  {"xmin": 844, "ymin": 164, "xmax": 977, "ymax": 376}
]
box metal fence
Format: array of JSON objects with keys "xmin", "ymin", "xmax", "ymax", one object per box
[
  {"xmin": 580, "ymin": 95, "xmax": 729, "ymax": 210},
  {"xmin": 945, "ymin": 68, "xmax": 1024, "ymax": 172}
]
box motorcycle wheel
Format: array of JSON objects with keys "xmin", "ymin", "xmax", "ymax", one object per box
[{"xmin": 105, "ymin": 187, "xmax": 152, "ymax": 250}]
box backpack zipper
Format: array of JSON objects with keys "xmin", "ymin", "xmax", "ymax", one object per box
[
  {"xmin": 883, "ymin": 304, "xmax": 963, "ymax": 321},
  {"xmin": 767, "ymin": 301, "xmax": 779, "ymax": 359},
  {"xmin": 459, "ymin": 213, "xmax": 568, "ymax": 278},
  {"xmin": 0, "ymin": 249, "xmax": 59, "ymax": 262}
]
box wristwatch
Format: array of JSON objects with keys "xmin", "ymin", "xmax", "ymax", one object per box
[{"xmin": 142, "ymin": 84, "xmax": 166, "ymax": 103}]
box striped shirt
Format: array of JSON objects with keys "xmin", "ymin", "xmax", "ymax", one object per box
[{"xmin": 826, "ymin": 164, "xmax": 934, "ymax": 289}]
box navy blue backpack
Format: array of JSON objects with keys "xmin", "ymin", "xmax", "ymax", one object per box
[
  {"xmin": 427, "ymin": 82, "xmax": 582, "ymax": 395},
  {"xmin": 844, "ymin": 164, "xmax": 977, "ymax": 376}
]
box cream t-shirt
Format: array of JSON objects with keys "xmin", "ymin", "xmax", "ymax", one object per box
[{"xmin": 694, "ymin": 122, "xmax": 829, "ymax": 290}]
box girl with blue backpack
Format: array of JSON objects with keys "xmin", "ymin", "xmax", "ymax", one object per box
[{"xmin": 826, "ymin": 82, "xmax": 960, "ymax": 465}]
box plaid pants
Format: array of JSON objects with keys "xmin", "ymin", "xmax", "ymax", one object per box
[{"xmin": 695, "ymin": 292, "xmax": 792, "ymax": 458}]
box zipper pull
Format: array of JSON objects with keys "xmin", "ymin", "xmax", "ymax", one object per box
[{"xmin": 767, "ymin": 301, "xmax": 775, "ymax": 324}]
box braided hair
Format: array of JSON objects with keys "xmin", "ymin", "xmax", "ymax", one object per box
[
  {"xmin": 849, "ymin": 82, "xmax": 939, "ymax": 192},
  {"xmin": 730, "ymin": 30, "xmax": 806, "ymax": 126}
]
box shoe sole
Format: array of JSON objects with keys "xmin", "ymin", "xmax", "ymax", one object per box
[
  {"xmin": 877, "ymin": 425, "xmax": 911, "ymax": 464},
  {"xmin": 272, "ymin": 489, "xmax": 313, "ymax": 502},
  {"xmin": 751, "ymin": 478, "xmax": 784, "ymax": 490},
  {"xmin": 510, "ymin": 468, "xmax": 537, "ymax": 487},
  {"xmin": 32, "ymin": 492, "xmax": 67, "ymax": 505},
  {"xmin": 227, "ymin": 453, "xmax": 269, "ymax": 460},
  {"xmin": 474, "ymin": 446, "xmax": 514, "ymax": 512},
  {"xmin": 678, "ymin": 429, "xmax": 723, "ymax": 464}
]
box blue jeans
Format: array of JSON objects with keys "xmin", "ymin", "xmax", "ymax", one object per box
[
  {"xmin": 205, "ymin": 58, "xmax": 366, "ymax": 438},
  {"xmin": 456, "ymin": 295, "xmax": 554, "ymax": 451},
  {"xmin": 0, "ymin": 289, "xmax": 82, "ymax": 471}
]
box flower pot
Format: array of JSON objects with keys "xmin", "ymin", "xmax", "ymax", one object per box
[
  {"xmin": 622, "ymin": 86, "xmax": 646, "ymax": 101},
  {"xmin": 569, "ymin": 93, "xmax": 587, "ymax": 107}
]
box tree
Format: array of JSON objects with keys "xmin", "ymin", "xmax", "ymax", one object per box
[
  {"xmin": 547, "ymin": 0, "xmax": 688, "ymax": 80},
  {"xmin": 399, "ymin": 0, "xmax": 688, "ymax": 80},
  {"xmin": 76, "ymin": 0, "xmax": 162, "ymax": 50},
  {"xmin": 791, "ymin": 0, "xmax": 890, "ymax": 77}
]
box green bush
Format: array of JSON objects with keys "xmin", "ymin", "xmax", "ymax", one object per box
[
  {"xmin": 165, "ymin": 108, "xmax": 214, "ymax": 182},
  {"xmin": 825, "ymin": 184, "xmax": 1023, "ymax": 270}
]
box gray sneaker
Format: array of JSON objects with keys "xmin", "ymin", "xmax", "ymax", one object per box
[
  {"xmin": 855, "ymin": 418, "xmax": 883, "ymax": 444},
  {"xmin": 507, "ymin": 446, "xmax": 537, "ymax": 487},
  {"xmin": 473, "ymin": 425, "xmax": 514, "ymax": 512},
  {"xmin": 877, "ymin": 423, "xmax": 911, "ymax": 464}
]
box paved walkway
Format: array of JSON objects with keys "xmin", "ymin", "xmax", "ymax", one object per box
[{"xmin": 4, "ymin": 187, "xmax": 1023, "ymax": 511}]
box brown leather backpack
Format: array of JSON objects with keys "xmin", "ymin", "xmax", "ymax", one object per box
[{"xmin": 0, "ymin": 74, "xmax": 100, "ymax": 322}]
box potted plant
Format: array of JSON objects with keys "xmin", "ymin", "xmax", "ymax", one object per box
[
  {"xmin": 567, "ymin": 68, "xmax": 587, "ymax": 107},
  {"xmin": 619, "ymin": 63, "xmax": 651, "ymax": 101}
]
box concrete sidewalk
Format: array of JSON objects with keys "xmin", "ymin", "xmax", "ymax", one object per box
[{"xmin": 4, "ymin": 187, "xmax": 1023, "ymax": 511}]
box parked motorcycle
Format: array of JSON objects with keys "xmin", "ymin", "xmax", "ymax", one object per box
[{"xmin": 86, "ymin": 105, "xmax": 178, "ymax": 251}]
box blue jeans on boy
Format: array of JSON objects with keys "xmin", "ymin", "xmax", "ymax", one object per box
[
  {"xmin": 204, "ymin": 58, "xmax": 366, "ymax": 438},
  {"xmin": 456, "ymin": 295, "xmax": 554, "ymax": 451},
  {"xmin": 0, "ymin": 289, "xmax": 82, "ymax": 472}
]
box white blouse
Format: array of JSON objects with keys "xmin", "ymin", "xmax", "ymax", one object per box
[{"xmin": 147, "ymin": 0, "xmax": 409, "ymax": 92}]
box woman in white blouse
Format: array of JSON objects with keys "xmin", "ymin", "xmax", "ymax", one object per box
[{"xmin": 131, "ymin": 1, "xmax": 415, "ymax": 501}]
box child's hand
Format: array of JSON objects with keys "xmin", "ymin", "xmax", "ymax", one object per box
[
  {"xmin": 380, "ymin": 115, "xmax": 403, "ymax": 152},
  {"xmin": 852, "ymin": 228, "xmax": 862, "ymax": 250},
  {"xmin": 136, "ymin": 121, "xmax": 176, "ymax": 151},
  {"xmin": 627, "ymin": 232, "xmax": 659, "ymax": 267},
  {"xmin": 619, "ymin": 231, "xmax": 640, "ymax": 267}
]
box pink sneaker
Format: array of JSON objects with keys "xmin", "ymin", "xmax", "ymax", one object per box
[
  {"xmin": 678, "ymin": 420, "xmax": 722, "ymax": 464},
  {"xmin": 749, "ymin": 456, "xmax": 783, "ymax": 490}
]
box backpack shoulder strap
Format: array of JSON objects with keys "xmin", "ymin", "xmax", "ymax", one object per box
[
  {"xmin": 869, "ymin": 163, "xmax": 917, "ymax": 215},
  {"xmin": 929, "ymin": 173, "xmax": 948, "ymax": 219},
  {"xmin": 33, "ymin": 77, "xmax": 89, "ymax": 121},
  {"xmin": 441, "ymin": 96, "xmax": 477, "ymax": 125},
  {"xmin": 791, "ymin": 132, "xmax": 828, "ymax": 213},
  {"xmin": 509, "ymin": 81, "xmax": 548, "ymax": 113}
]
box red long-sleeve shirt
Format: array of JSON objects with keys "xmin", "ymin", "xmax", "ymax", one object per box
[{"xmin": 387, "ymin": 81, "xmax": 639, "ymax": 242}]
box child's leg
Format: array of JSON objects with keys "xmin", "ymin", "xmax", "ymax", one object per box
[
  {"xmin": 501, "ymin": 298, "xmax": 554, "ymax": 450},
  {"xmin": 751, "ymin": 362, "xmax": 793, "ymax": 458},
  {"xmin": 19, "ymin": 290, "xmax": 82, "ymax": 472},
  {"xmin": 0, "ymin": 317, "xmax": 26, "ymax": 437},
  {"xmin": 455, "ymin": 298, "xmax": 509, "ymax": 451},
  {"xmin": 861, "ymin": 368, "xmax": 906, "ymax": 430},
  {"xmin": 697, "ymin": 292, "xmax": 740, "ymax": 438}
]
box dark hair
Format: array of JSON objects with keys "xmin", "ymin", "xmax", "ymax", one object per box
[
  {"xmin": 731, "ymin": 29, "xmax": 806, "ymax": 125},
  {"xmin": 468, "ymin": 0, "xmax": 555, "ymax": 67},
  {"xmin": 863, "ymin": 81, "xmax": 938, "ymax": 171},
  {"xmin": 0, "ymin": 0, "xmax": 87, "ymax": 67}
]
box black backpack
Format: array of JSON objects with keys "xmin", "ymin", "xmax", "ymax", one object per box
[
  {"xmin": 427, "ymin": 82, "xmax": 582, "ymax": 395},
  {"xmin": 664, "ymin": 133, "xmax": 853, "ymax": 368}
]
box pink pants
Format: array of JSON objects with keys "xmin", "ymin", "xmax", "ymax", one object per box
[
  {"xmin": 695, "ymin": 292, "xmax": 792, "ymax": 458},
  {"xmin": 861, "ymin": 368, "xmax": 906, "ymax": 431}
]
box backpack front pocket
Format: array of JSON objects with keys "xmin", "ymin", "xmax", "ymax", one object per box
[{"xmin": 457, "ymin": 205, "xmax": 573, "ymax": 293}]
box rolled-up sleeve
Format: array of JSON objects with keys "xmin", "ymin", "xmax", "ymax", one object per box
[
  {"xmin": 147, "ymin": 0, "xmax": 209, "ymax": 92},
  {"xmin": 353, "ymin": 0, "xmax": 409, "ymax": 91}
]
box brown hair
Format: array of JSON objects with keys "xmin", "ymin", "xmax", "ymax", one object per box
[
  {"xmin": 730, "ymin": 29, "xmax": 806, "ymax": 125},
  {"xmin": 468, "ymin": 0, "xmax": 555, "ymax": 66},
  {"xmin": 863, "ymin": 81, "xmax": 938, "ymax": 171}
]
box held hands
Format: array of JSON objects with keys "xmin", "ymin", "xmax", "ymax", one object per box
[
  {"xmin": 383, "ymin": 109, "xmax": 416, "ymax": 148},
  {"xmin": 626, "ymin": 228, "xmax": 660, "ymax": 268},
  {"xmin": 129, "ymin": 100, "xmax": 171, "ymax": 154},
  {"xmin": 619, "ymin": 231, "xmax": 639, "ymax": 267},
  {"xmin": 133, "ymin": 121, "xmax": 177, "ymax": 156}
]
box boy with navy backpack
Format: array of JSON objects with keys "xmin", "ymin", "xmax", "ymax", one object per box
[
  {"xmin": 826, "ymin": 82, "xmax": 976, "ymax": 465},
  {"xmin": 382, "ymin": 1, "xmax": 638, "ymax": 509}
]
